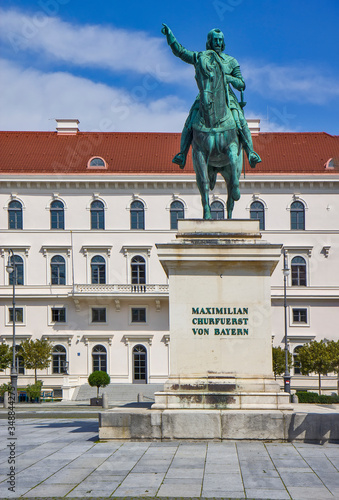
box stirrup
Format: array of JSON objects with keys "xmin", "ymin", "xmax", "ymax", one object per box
[
  {"xmin": 172, "ymin": 152, "xmax": 186, "ymax": 169},
  {"xmin": 249, "ymin": 152, "xmax": 262, "ymax": 169}
]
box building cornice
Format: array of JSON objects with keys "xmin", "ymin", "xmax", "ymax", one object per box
[{"xmin": 1, "ymin": 174, "xmax": 339, "ymax": 191}]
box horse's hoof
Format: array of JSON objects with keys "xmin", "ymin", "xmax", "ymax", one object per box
[
  {"xmin": 232, "ymin": 186, "xmax": 241, "ymax": 201},
  {"xmin": 249, "ymin": 152, "xmax": 262, "ymax": 169},
  {"xmin": 172, "ymin": 153, "xmax": 186, "ymax": 169}
]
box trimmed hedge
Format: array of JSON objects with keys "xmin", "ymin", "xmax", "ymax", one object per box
[{"xmin": 296, "ymin": 391, "xmax": 339, "ymax": 404}]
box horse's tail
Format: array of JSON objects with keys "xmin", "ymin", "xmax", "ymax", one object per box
[{"xmin": 209, "ymin": 168, "xmax": 217, "ymax": 191}]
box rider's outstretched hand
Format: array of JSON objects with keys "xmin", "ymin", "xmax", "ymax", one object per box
[{"xmin": 161, "ymin": 23, "xmax": 175, "ymax": 45}]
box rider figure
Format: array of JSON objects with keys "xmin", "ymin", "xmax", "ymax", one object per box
[{"xmin": 161, "ymin": 24, "xmax": 261, "ymax": 169}]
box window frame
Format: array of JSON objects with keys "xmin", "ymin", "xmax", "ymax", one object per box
[
  {"xmin": 130, "ymin": 307, "xmax": 147, "ymax": 324},
  {"xmin": 87, "ymin": 156, "xmax": 107, "ymax": 169},
  {"xmin": 52, "ymin": 344, "xmax": 67, "ymax": 374},
  {"xmin": 8, "ymin": 200, "xmax": 23, "ymax": 230},
  {"xmin": 91, "ymin": 307, "xmax": 107, "ymax": 323},
  {"xmin": 91, "ymin": 255, "xmax": 106, "ymax": 284},
  {"xmin": 250, "ymin": 200, "xmax": 265, "ymax": 230},
  {"xmin": 293, "ymin": 345, "xmax": 303, "ymax": 375},
  {"xmin": 51, "ymin": 307, "xmax": 67, "ymax": 324},
  {"xmin": 7, "ymin": 306, "xmax": 25, "ymax": 326},
  {"xmin": 170, "ymin": 200, "xmax": 185, "ymax": 229},
  {"xmin": 50, "ymin": 200, "xmax": 65, "ymax": 230},
  {"xmin": 291, "ymin": 256, "xmax": 307, "ymax": 287},
  {"xmin": 92, "ymin": 344, "xmax": 107, "ymax": 372},
  {"xmin": 50, "ymin": 255, "xmax": 66, "ymax": 285},
  {"xmin": 290, "ymin": 201, "xmax": 305, "ymax": 230},
  {"xmin": 130, "ymin": 200, "xmax": 145, "ymax": 230},
  {"xmin": 290, "ymin": 306, "xmax": 309, "ymax": 327},
  {"xmin": 90, "ymin": 200, "xmax": 105, "ymax": 230},
  {"xmin": 8, "ymin": 254, "xmax": 24, "ymax": 286},
  {"xmin": 131, "ymin": 255, "xmax": 146, "ymax": 285},
  {"xmin": 210, "ymin": 200, "xmax": 225, "ymax": 220}
]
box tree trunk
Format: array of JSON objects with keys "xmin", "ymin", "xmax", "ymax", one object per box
[
  {"xmin": 318, "ymin": 372, "xmax": 321, "ymax": 395},
  {"xmin": 97, "ymin": 386, "xmax": 99, "ymax": 398},
  {"xmin": 35, "ymin": 368, "xmax": 37, "ymax": 384}
]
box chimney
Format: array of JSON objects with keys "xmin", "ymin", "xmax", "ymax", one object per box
[
  {"xmin": 247, "ymin": 119, "xmax": 260, "ymax": 135},
  {"xmin": 56, "ymin": 119, "xmax": 79, "ymax": 135}
]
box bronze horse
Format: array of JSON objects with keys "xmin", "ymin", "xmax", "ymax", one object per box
[{"xmin": 192, "ymin": 50, "xmax": 243, "ymax": 219}]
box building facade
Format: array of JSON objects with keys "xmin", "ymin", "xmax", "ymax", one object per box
[{"xmin": 1, "ymin": 120, "xmax": 339, "ymax": 398}]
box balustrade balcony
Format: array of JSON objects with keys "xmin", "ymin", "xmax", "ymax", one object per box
[{"xmin": 72, "ymin": 283, "xmax": 169, "ymax": 296}]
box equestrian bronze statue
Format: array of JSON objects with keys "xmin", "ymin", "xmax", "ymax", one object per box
[{"xmin": 161, "ymin": 25, "xmax": 261, "ymax": 219}]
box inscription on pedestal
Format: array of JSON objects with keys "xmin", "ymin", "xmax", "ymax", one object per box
[{"xmin": 192, "ymin": 306, "xmax": 249, "ymax": 336}]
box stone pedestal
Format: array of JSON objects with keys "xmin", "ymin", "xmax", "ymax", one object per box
[{"xmin": 152, "ymin": 219, "xmax": 290, "ymax": 410}]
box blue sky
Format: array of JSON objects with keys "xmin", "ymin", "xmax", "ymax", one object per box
[{"xmin": 0, "ymin": 0, "xmax": 338, "ymax": 134}]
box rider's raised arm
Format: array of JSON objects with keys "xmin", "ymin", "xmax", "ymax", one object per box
[{"xmin": 161, "ymin": 23, "xmax": 197, "ymax": 65}]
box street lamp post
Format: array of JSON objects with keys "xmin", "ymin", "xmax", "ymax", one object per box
[
  {"xmin": 283, "ymin": 249, "xmax": 291, "ymax": 394},
  {"xmin": 6, "ymin": 250, "xmax": 18, "ymax": 402}
]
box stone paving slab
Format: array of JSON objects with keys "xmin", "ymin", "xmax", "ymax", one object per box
[{"xmin": 0, "ymin": 417, "xmax": 339, "ymax": 499}]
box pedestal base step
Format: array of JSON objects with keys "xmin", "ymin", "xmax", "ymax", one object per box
[
  {"xmin": 99, "ymin": 408, "xmax": 339, "ymax": 442},
  {"xmin": 152, "ymin": 390, "xmax": 291, "ymax": 410}
]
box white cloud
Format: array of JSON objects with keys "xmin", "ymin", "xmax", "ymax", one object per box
[
  {"xmin": 0, "ymin": 59, "xmax": 188, "ymax": 132},
  {"xmin": 242, "ymin": 61, "xmax": 339, "ymax": 105},
  {"xmin": 0, "ymin": 7, "xmax": 192, "ymax": 84}
]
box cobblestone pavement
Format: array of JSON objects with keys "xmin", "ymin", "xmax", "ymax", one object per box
[{"xmin": 0, "ymin": 418, "xmax": 338, "ymax": 499}]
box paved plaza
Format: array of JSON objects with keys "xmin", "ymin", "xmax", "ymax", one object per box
[{"xmin": 0, "ymin": 416, "xmax": 339, "ymax": 499}]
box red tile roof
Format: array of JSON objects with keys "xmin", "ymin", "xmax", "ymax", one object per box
[{"xmin": 0, "ymin": 131, "xmax": 338, "ymax": 176}]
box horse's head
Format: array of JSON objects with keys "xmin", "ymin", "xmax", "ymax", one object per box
[{"xmin": 195, "ymin": 51, "xmax": 227, "ymax": 129}]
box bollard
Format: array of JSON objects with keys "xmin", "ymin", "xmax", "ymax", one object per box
[
  {"xmin": 3, "ymin": 391, "xmax": 9, "ymax": 408},
  {"xmin": 292, "ymin": 394, "xmax": 299, "ymax": 404},
  {"xmin": 137, "ymin": 393, "xmax": 144, "ymax": 403},
  {"xmin": 102, "ymin": 393, "xmax": 108, "ymax": 408}
]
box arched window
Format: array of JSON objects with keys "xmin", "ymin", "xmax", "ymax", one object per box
[
  {"xmin": 91, "ymin": 200, "xmax": 105, "ymax": 230},
  {"xmin": 51, "ymin": 255, "xmax": 66, "ymax": 285},
  {"xmin": 9, "ymin": 255, "xmax": 24, "ymax": 285},
  {"xmin": 291, "ymin": 256, "xmax": 307, "ymax": 286},
  {"xmin": 52, "ymin": 345, "xmax": 67, "ymax": 374},
  {"xmin": 290, "ymin": 201, "xmax": 305, "ymax": 230},
  {"xmin": 131, "ymin": 256, "xmax": 146, "ymax": 284},
  {"xmin": 133, "ymin": 344, "xmax": 147, "ymax": 384},
  {"xmin": 130, "ymin": 200, "xmax": 145, "ymax": 230},
  {"xmin": 170, "ymin": 200, "xmax": 184, "ymax": 230},
  {"xmin": 211, "ymin": 201, "xmax": 224, "ymax": 220},
  {"xmin": 8, "ymin": 200, "xmax": 23, "ymax": 229},
  {"xmin": 50, "ymin": 200, "xmax": 64, "ymax": 230},
  {"xmin": 89, "ymin": 157, "xmax": 105, "ymax": 167},
  {"xmin": 91, "ymin": 255, "xmax": 106, "ymax": 284},
  {"xmin": 293, "ymin": 345, "xmax": 303, "ymax": 375},
  {"xmin": 92, "ymin": 345, "xmax": 107, "ymax": 372},
  {"xmin": 250, "ymin": 201, "xmax": 265, "ymax": 230}
]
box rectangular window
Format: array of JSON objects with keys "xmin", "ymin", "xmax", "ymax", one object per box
[
  {"xmin": 292, "ymin": 308, "xmax": 307, "ymax": 324},
  {"xmin": 131, "ymin": 307, "xmax": 146, "ymax": 323},
  {"xmin": 9, "ymin": 308, "xmax": 23, "ymax": 323},
  {"xmin": 92, "ymin": 308, "xmax": 106, "ymax": 323},
  {"xmin": 51, "ymin": 308, "xmax": 66, "ymax": 323}
]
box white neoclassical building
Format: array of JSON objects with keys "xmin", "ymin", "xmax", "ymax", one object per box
[{"xmin": 1, "ymin": 119, "xmax": 338, "ymax": 398}]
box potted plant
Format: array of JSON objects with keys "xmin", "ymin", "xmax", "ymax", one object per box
[{"xmin": 88, "ymin": 371, "xmax": 110, "ymax": 406}]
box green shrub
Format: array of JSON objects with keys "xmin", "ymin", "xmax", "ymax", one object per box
[
  {"xmin": 88, "ymin": 371, "xmax": 110, "ymax": 397},
  {"xmin": 296, "ymin": 391, "xmax": 339, "ymax": 404},
  {"xmin": 26, "ymin": 381, "xmax": 43, "ymax": 402},
  {"xmin": 0, "ymin": 383, "xmax": 13, "ymax": 396}
]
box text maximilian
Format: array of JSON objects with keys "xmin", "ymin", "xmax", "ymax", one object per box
[{"xmin": 192, "ymin": 307, "xmax": 248, "ymax": 315}]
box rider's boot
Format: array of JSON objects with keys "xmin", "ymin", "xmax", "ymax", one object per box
[
  {"xmin": 238, "ymin": 125, "xmax": 262, "ymax": 169},
  {"xmin": 172, "ymin": 127, "xmax": 193, "ymax": 169}
]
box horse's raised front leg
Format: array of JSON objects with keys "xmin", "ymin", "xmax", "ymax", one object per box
[
  {"xmin": 226, "ymin": 181, "xmax": 235, "ymax": 219},
  {"xmin": 192, "ymin": 148, "xmax": 211, "ymax": 219},
  {"xmin": 227, "ymin": 143, "xmax": 241, "ymax": 201}
]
